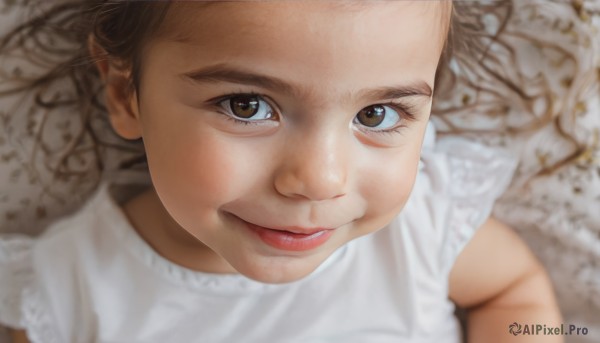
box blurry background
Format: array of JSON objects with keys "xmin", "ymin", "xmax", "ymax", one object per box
[
  {"xmin": 0, "ymin": 0, "xmax": 599, "ymax": 342},
  {"xmin": 433, "ymin": 1, "xmax": 600, "ymax": 341}
]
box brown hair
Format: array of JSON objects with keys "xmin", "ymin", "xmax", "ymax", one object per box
[
  {"xmin": 0, "ymin": 1, "xmax": 170, "ymax": 182},
  {"xmin": 435, "ymin": 1, "xmax": 599, "ymax": 176},
  {"xmin": 0, "ymin": 0, "xmax": 518, "ymax": 185}
]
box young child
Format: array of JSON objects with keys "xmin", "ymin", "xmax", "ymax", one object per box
[{"xmin": 0, "ymin": 1, "xmax": 563, "ymax": 342}]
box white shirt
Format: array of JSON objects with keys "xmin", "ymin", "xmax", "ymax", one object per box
[{"xmin": 0, "ymin": 130, "xmax": 516, "ymax": 343}]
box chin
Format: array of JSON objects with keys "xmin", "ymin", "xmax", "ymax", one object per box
[{"xmin": 232, "ymin": 254, "xmax": 327, "ymax": 284}]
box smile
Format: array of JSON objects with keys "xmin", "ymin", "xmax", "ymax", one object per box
[{"xmin": 243, "ymin": 221, "xmax": 334, "ymax": 252}]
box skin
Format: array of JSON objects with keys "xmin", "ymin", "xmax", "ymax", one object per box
[
  {"xmin": 109, "ymin": 1, "xmax": 444, "ymax": 283},
  {"xmin": 12, "ymin": 2, "xmax": 562, "ymax": 342}
]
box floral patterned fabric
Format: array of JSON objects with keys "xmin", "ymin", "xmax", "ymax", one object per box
[
  {"xmin": 496, "ymin": 3, "xmax": 600, "ymax": 341},
  {"xmin": 433, "ymin": 1, "xmax": 600, "ymax": 342},
  {"xmin": 0, "ymin": 0, "xmax": 599, "ymax": 342}
]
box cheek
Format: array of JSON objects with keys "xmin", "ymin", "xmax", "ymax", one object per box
[
  {"xmin": 141, "ymin": 123, "xmax": 261, "ymax": 228},
  {"xmin": 147, "ymin": 135, "xmax": 235, "ymax": 197},
  {"xmin": 359, "ymin": 145, "xmax": 421, "ymax": 222}
]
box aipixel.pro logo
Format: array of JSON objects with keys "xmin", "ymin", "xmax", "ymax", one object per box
[
  {"xmin": 509, "ymin": 322, "xmax": 522, "ymax": 336},
  {"xmin": 508, "ymin": 322, "xmax": 589, "ymax": 336}
]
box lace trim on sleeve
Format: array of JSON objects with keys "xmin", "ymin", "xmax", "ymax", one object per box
[
  {"xmin": 21, "ymin": 286, "xmax": 61, "ymax": 343},
  {"xmin": 0, "ymin": 235, "xmax": 34, "ymax": 329},
  {"xmin": 0, "ymin": 235, "xmax": 61, "ymax": 342},
  {"xmin": 428, "ymin": 137, "xmax": 518, "ymax": 274}
]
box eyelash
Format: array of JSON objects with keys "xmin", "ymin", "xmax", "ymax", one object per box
[
  {"xmin": 211, "ymin": 91, "xmax": 270, "ymax": 126},
  {"xmin": 370, "ymin": 102, "xmax": 417, "ymax": 136},
  {"xmin": 210, "ymin": 92, "xmax": 417, "ymax": 134}
]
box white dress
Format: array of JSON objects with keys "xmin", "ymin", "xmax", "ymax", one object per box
[{"xmin": 0, "ymin": 128, "xmax": 516, "ymax": 343}]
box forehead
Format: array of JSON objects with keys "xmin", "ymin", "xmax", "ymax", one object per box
[
  {"xmin": 160, "ymin": 1, "xmax": 451, "ymax": 45},
  {"xmin": 147, "ymin": 1, "xmax": 451, "ymax": 101}
]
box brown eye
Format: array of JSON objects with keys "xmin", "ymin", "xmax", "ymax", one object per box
[
  {"xmin": 220, "ymin": 94, "xmax": 275, "ymax": 122},
  {"xmin": 230, "ymin": 95, "xmax": 260, "ymax": 118},
  {"xmin": 354, "ymin": 104, "xmax": 402, "ymax": 131},
  {"xmin": 356, "ymin": 105, "xmax": 386, "ymax": 127}
]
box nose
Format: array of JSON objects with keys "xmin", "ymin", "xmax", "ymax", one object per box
[{"xmin": 274, "ymin": 128, "xmax": 348, "ymax": 201}]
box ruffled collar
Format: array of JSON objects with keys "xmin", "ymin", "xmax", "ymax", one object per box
[{"xmin": 92, "ymin": 184, "xmax": 351, "ymax": 294}]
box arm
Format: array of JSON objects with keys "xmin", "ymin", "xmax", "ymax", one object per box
[
  {"xmin": 9, "ymin": 329, "xmax": 30, "ymax": 343},
  {"xmin": 449, "ymin": 217, "xmax": 563, "ymax": 343}
]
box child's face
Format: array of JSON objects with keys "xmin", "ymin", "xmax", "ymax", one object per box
[{"xmin": 122, "ymin": 1, "xmax": 448, "ymax": 283}]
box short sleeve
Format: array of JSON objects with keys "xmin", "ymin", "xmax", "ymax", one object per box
[
  {"xmin": 0, "ymin": 235, "xmax": 62, "ymax": 343},
  {"xmin": 418, "ymin": 124, "xmax": 518, "ymax": 275},
  {"xmin": 0, "ymin": 235, "xmax": 34, "ymax": 328}
]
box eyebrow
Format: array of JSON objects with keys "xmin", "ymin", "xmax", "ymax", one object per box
[{"xmin": 180, "ymin": 64, "xmax": 433, "ymax": 100}]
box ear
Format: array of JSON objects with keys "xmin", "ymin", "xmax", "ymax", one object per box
[{"xmin": 88, "ymin": 35, "xmax": 142, "ymax": 140}]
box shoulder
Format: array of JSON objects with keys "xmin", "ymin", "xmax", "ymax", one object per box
[
  {"xmin": 27, "ymin": 186, "xmax": 116, "ymax": 288},
  {"xmin": 397, "ymin": 124, "xmax": 517, "ymax": 276},
  {"xmin": 0, "ymin": 185, "xmax": 124, "ymax": 342}
]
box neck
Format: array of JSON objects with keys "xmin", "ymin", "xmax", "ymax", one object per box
[{"xmin": 122, "ymin": 187, "xmax": 237, "ymax": 274}]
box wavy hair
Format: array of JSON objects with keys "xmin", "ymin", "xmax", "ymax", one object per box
[{"xmin": 5, "ymin": 0, "xmax": 574, "ymax": 185}]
